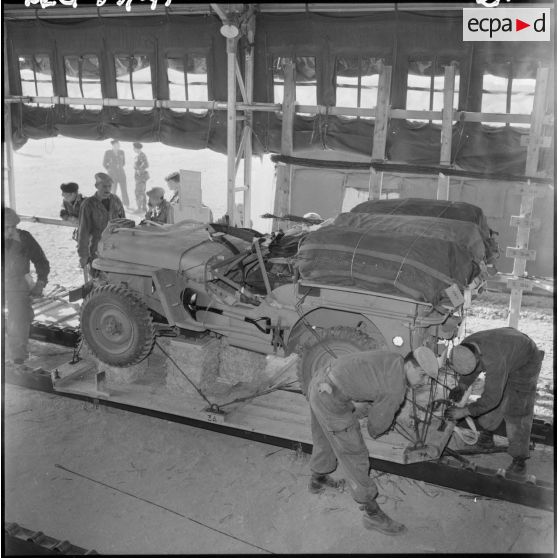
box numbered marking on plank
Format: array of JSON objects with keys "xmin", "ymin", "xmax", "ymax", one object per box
[{"xmin": 202, "ymin": 408, "xmax": 226, "ymax": 424}]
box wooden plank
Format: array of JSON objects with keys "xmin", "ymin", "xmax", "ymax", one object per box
[
  {"xmin": 436, "ymin": 66, "xmax": 455, "ymax": 201},
  {"xmin": 369, "ymin": 65, "xmax": 392, "ymax": 199},
  {"xmin": 506, "ymin": 247, "xmax": 537, "ymax": 260},
  {"xmin": 510, "ymin": 215, "xmax": 541, "ymax": 229},
  {"xmin": 512, "ymin": 183, "xmax": 549, "ymax": 197},
  {"xmin": 507, "ymin": 278, "xmax": 533, "ymax": 292},
  {"xmin": 508, "ymin": 67, "xmax": 549, "ymax": 329},
  {"xmin": 520, "ymin": 135, "xmax": 552, "ymax": 148},
  {"xmin": 272, "ymin": 58, "xmax": 296, "ymax": 230}
]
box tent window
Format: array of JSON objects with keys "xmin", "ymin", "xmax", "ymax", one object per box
[
  {"xmin": 481, "ymin": 62, "xmax": 535, "ymax": 128},
  {"xmin": 64, "ymin": 54, "xmax": 102, "ymax": 111},
  {"xmin": 406, "ymin": 57, "xmax": 460, "ymax": 123},
  {"xmin": 335, "ymin": 56, "xmax": 384, "ymax": 119},
  {"xmin": 273, "ymin": 56, "xmax": 317, "ymax": 114},
  {"xmin": 166, "ymin": 54, "xmax": 208, "ymax": 114},
  {"xmin": 18, "ymin": 53, "xmax": 54, "ymax": 107},
  {"xmin": 114, "ymin": 54, "xmax": 153, "ymax": 110}
]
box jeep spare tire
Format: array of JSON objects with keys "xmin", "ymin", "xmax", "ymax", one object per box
[
  {"xmin": 297, "ymin": 326, "xmax": 377, "ymax": 396},
  {"xmin": 80, "ymin": 285, "xmax": 155, "ymax": 367}
]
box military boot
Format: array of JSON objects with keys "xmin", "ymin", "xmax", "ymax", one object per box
[
  {"xmin": 506, "ymin": 456, "xmax": 528, "ymax": 479},
  {"xmin": 360, "ymin": 500, "xmax": 407, "ymax": 535},
  {"xmin": 308, "ymin": 473, "xmax": 345, "ymax": 494},
  {"xmin": 476, "ymin": 429, "xmax": 495, "ymax": 450}
]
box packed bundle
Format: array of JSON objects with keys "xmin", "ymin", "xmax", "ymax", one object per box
[
  {"xmin": 350, "ymin": 198, "xmax": 499, "ymax": 264},
  {"xmin": 296, "ymin": 212, "xmax": 487, "ymax": 304}
]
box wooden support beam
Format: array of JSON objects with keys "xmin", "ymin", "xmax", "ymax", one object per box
[
  {"xmin": 508, "ymin": 67, "xmax": 549, "ymax": 329},
  {"xmin": 226, "ymin": 37, "xmax": 238, "ymax": 225},
  {"xmin": 3, "ymin": 22, "xmax": 16, "ymax": 210},
  {"xmin": 235, "ymin": 58, "xmax": 248, "ymax": 104},
  {"xmin": 369, "ymin": 65, "xmax": 392, "ymax": 200},
  {"xmin": 242, "ymin": 7, "xmax": 255, "ymax": 228},
  {"xmin": 436, "ymin": 65, "xmax": 455, "ymax": 201},
  {"xmin": 272, "ymin": 58, "xmax": 296, "ymax": 231}
]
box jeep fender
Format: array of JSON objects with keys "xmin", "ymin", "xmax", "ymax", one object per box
[{"xmin": 285, "ymin": 308, "xmax": 388, "ymax": 355}]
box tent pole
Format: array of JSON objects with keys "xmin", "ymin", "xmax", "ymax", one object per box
[
  {"xmin": 436, "ymin": 65, "xmax": 455, "ymax": 201},
  {"xmin": 3, "ymin": 22, "xmax": 16, "ymax": 210}
]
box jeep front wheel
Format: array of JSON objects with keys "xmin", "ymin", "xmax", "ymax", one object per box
[
  {"xmin": 297, "ymin": 326, "xmax": 377, "ymax": 395},
  {"xmin": 80, "ymin": 284, "xmax": 155, "ymax": 367}
]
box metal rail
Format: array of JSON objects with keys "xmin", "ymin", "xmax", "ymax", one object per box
[{"xmin": 5, "ymin": 361, "xmax": 554, "ymax": 512}]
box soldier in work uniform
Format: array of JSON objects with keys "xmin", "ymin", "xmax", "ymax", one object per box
[
  {"xmin": 59, "ymin": 182, "xmax": 84, "ymax": 224},
  {"xmin": 446, "ymin": 327, "xmax": 544, "ymax": 479},
  {"xmin": 133, "ymin": 142, "xmax": 149, "ymax": 213},
  {"xmin": 308, "ymin": 347, "xmax": 439, "ymax": 535},
  {"xmin": 4, "ymin": 207, "xmax": 50, "ymax": 364},
  {"xmin": 102, "ymin": 139, "xmax": 129, "ymax": 206},
  {"xmin": 77, "ymin": 172, "xmax": 126, "ymax": 274},
  {"xmin": 144, "ymin": 186, "xmax": 173, "ymax": 224}
]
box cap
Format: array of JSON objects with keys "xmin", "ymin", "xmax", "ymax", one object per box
[
  {"xmin": 110, "ymin": 139, "xmax": 119, "ymax": 145},
  {"xmin": 412, "ymin": 346, "xmax": 439, "ymax": 379},
  {"xmin": 60, "ymin": 182, "xmax": 79, "ymax": 193},
  {"xmin": 146, "ymin": 186, "xmax": 165, "ymax": 198},
  {"xmin": 303, "ymin": 212, "xmax": 323, "ymax": 222},
  {"xmin": 3, "ymin": 207, "xmax": 20, "ymax": 226},
  {"xmin": 165, "ymin": 172, "xmax": 180, "ymax": 182},
  {"xmin": 449, "ymin": 345, "xmax": 477, "ymax": 375},
  {"xmin": 133, "ymin": 142, "xmax": 143, "ymax": 149},
  {"xmin": 95, "ymin": 172, "xmax": 113, "ymax": 185}
]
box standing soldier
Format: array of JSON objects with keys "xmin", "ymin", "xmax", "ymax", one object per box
[
  {"xmin": 4, "ymin": 207, "xmax": 50, "ymax": 364},
  {"xmin": 103, "ymin": 139, "xmax": 129, "ymax": 207},
  {"xmin": 133, "ymin": 142, "xmax": 149, "ymax": 213},
  {"xmin": 59, "ymin": 182, "xmax": 85, "ymax": 241},
  {"xmin": 77, "ymin": 172, "xmax": 126, "ymax": 276},
  {"xmin": 446, "ymin": 327, "xmax": 544, "ymax": 479}
]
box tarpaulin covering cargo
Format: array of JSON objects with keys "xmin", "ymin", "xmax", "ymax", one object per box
[
  {"xmin": 96, "ymin": 221, "xmax": 251, "ymax": 283},
  {"xmin": 296, "ymin": 213, "xmax": 483, "ymax": 305},
  {"xmin": 350, "ymin": 198, "xmax": 499, "ymax": 264}
]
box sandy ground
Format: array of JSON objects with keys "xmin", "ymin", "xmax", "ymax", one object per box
[{"xmin": 4, "ymin": 381, "xmax": 555, "ymax": 555}]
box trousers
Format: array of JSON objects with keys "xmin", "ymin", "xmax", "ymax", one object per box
[
  {"xmin": 478, "ymin": 350, "xmax": 544, "ymax": 458},
  {"xmin": 135, "ymin": 178, "xmax": 147, "ymax": 211},
  {"xmin": 109, "ymin": 170, "xmax": 129, "ymax": 206},
  {"xmin": 308, "ymin": 370, "xmax": 378, "ymax": 504},
  {"xmin": 6, "ymin": 288, "xmax": 34, "ymax": 361}
]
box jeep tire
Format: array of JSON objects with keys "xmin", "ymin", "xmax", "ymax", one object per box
[{"xmin": 81, "ymin": 284, "xmax": 155, "ymax": 367}]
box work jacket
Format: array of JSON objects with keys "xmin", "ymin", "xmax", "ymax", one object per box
[
  {"xmin": 459, "ymin": 327, "xmax": 541, "ymax": 417},
  {"xmin": 5, "ymin": 229, "xmax": 50, "ymax": 291},
  {"xmin": 77, "ymin": 194, "xmax": 125, "ymax": 262},
  {"xmin": 326, "ymin": 350, "xmax": 407, "ymax": 438}
]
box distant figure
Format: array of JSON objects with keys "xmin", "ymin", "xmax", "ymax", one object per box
[
  {"xmin": 133, "ymin": 142, "xmax": 149, "ymax": 213},
  {"xmin": 77, "ymin": 172, "xmax": 126, "ymax": 274},
  {"xmin": 59, "ymin": 182, "xmax": 84, "ymax": 225},
  {"xmin": 4, "ymin": 206, "xmax": 50, "ymax": 364},
  {"xmin": 144, "ymin": 187, "xmax": 173, "ymax": 225},
  {"xmin": 165, "ymin": 171, "xmax": 180, "ymax": 205},
  {"xmin": 103, "ymin": 139, "xmax": 129, "ymax": 207}
]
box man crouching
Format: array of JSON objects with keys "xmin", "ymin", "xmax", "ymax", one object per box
[{"xmin": 307, "ymin": 347, "xmax": 438, "ymax": 535}]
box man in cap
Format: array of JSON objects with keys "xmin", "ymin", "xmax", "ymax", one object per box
[
  {"xmin": 445, "ymin": 327, "xmax": 544, "ymax": 478},
  {"xmin": 307, "ymin": 346, "xmax": 439, "ymax": 535},
  {"xmin": 59, "ymin": 182, "xmax": 84, "ymax": 225},
  {"xmin": 165, "ymin": 171, "xmax": 180, "ymax": 205},
  {"xmin": 3, "ymin": 206, "xmax": 50, "ymax": 364},
  {"xmin": 144, "ymin": 186, "xmax": 173, "ymax": 225},
  {"xmin": 102, "ymin": 139, "xmax": 129, "ymax": 207},
  {"xmin": 133, "ymin": 142, "xmax": 149, "ymax": 213},
  {"xmin": 77, "ymin": 172, "xmax": 126, "ymax": 273}
]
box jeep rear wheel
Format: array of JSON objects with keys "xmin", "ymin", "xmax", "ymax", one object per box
[
  {"xmin": 297, "ymin": 326, "xmax": 378, "ymax": 396},
  {"xmin": 81, "ymin": 284, "xmax": 155, "ymax": 367}
]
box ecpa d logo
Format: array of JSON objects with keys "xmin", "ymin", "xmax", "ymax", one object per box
[{"xmin": 463, "ymin": 8, "xmax": 550, "ymax": 41}]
